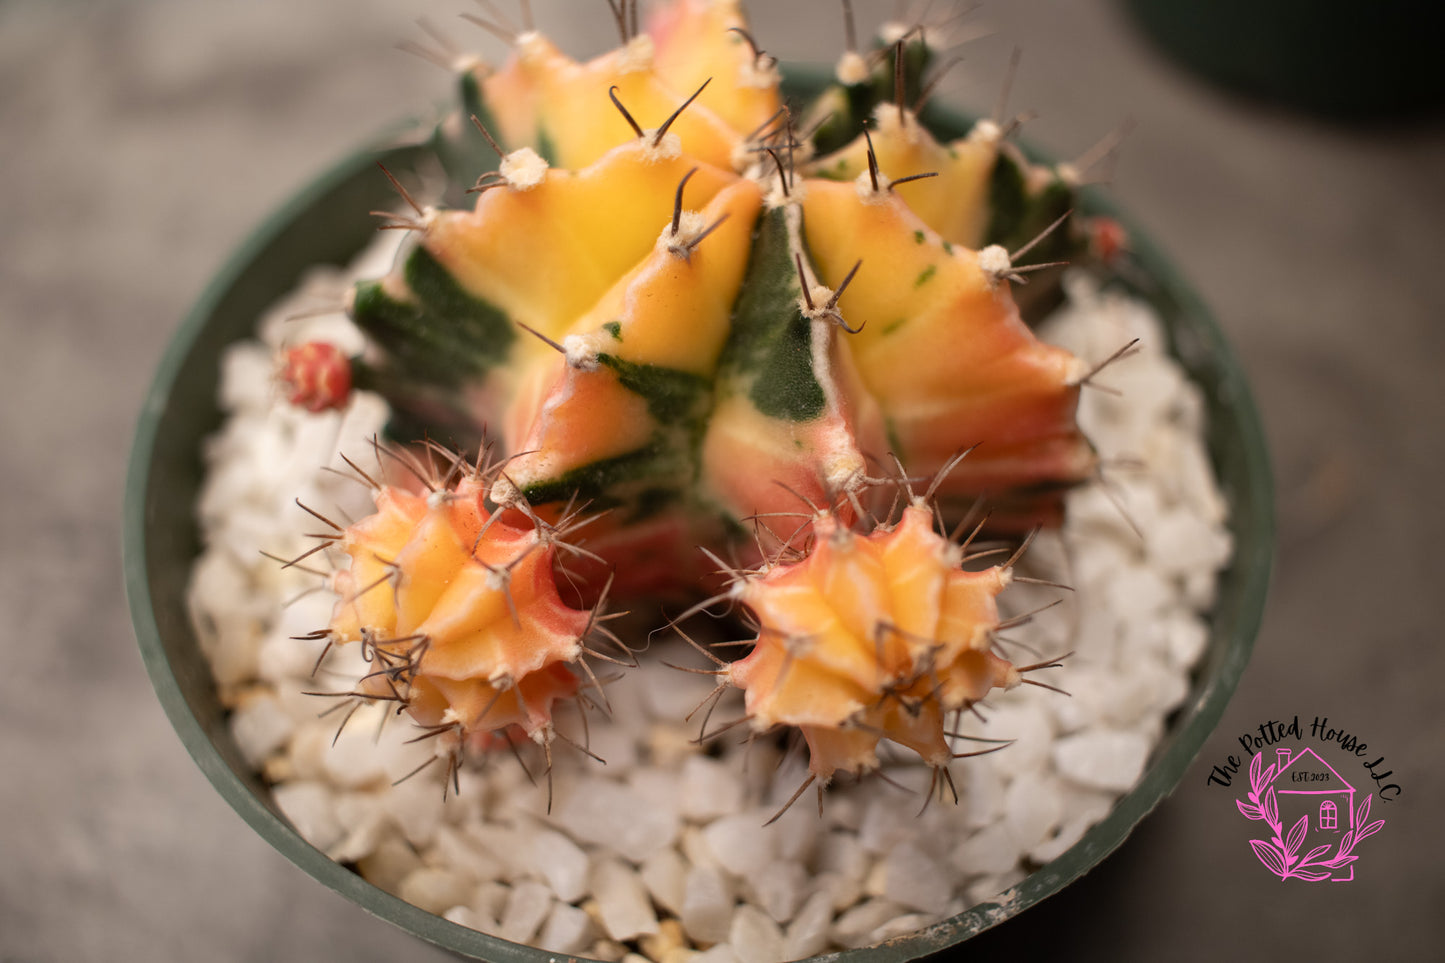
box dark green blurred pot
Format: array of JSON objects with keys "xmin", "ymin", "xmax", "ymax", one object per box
[
  {"xmin": 124, "ymin": 79, "xmax": 1273, "ymax": 960},
  {"xmin": 1123, "ymin": 0, "xmax": 1445, "ymax": 120}
]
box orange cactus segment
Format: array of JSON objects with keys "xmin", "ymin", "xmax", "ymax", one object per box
[
  {"xmin": 423, "ymin": 143, "xmax": 737, "ymax": 347},
  {"xmin": 870, "ymin": 687, "xmax": 951, "ymax": 766},
  {"xmin": 324, "ymin": 468, "xmax": 594, "ymax": 753},
  {"xmin": 541, "ymin": 52, "xmax": 740, "ymax": 171},
  {"xmin": 647, "ymin": 0, "xmax": 782, "ymax": 138},
  {"xmin": 726, "ymin": 496, "xmax": 1015, "ymax": 783},
  {"xmin": 939, "ymin": 650, "xmax": 1021, "ymax": 708},
  {"xmin": 417, "ymin": 662, "xmax": 580, "ymax": 741},
  {"xmin": 729, "ymin": 632, "xmax": 873, "ymax": 729},
  {"xmin": 700, "ymin": 393, "xmax": 859, "ymax": 527},
  {"xmin": 878, "ymin": 504, "xmax": 950, "ymax": 647},
  {"xmin": 503, "ymin": 360, "xmax": 658, "ymax": 497},
  {"xmin": 328, "ymin": 487, "xmax": 427, "ymax": 642},
  {"xmin": 478, "ymin": 32, "xmax": 573, "ymax": 150},
  {"xmin": 800, "ymin": 178, "xmax": 1095, "ymax": 501},
  {"xmin": 566, "ymin": 177, "xmax": 762, "ymax": 374},
  {"xmin": 343, "ymin": 486, "xmax": 427, "ymax": 556},
  {"xmin": 800, "ymin": 725, "xmax": 881, "ymax": 781},
  {"xmin": 444, "ymin": 475, "xmax": 490, "ymax": 549},
  {"xmin": 417, "ymin": 537, "xmax": 588, "ymax": 683},
  {"xmin": 740, "ymin": 568, "xmax": 885, "ymax": 695},
  {"xmin": 937, "ymin": 567, "xmax": 1011, "ymax": 665},
  {"xmin": 484, "ymin": 32, "xmax": 740, "ymax": 171},
  {"xmin": 803, "ymin": 527, "xmax": 900, "ymax": 674},
  {"xmin": 392, "ymin": 504, "xmax": 473, "ymax": 635},
  {"xmin": 812, "ymin": 111, "xmax": 1000, "ymax": 248}
]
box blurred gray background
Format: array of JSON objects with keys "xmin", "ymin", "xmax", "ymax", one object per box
[{"xmin": 2, "ymin": 0, "xmax": 1441, "ymax": 960}]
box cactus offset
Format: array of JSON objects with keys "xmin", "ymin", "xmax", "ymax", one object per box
[
  {"xmin": 290, "ymin": 1, "xmax": 1105, "ymax": 796},
  {"xmin": 311, "ymin": 453, "xmax": 615, "ymax": 789},
  {"xmin": 718, "ymin": 491, "xmax": 1024, "ymax": 799}
]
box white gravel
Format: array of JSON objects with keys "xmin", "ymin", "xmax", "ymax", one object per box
[{"xmin": 187, "ymin": 235, "xmax": 1233, "ymax": 962}]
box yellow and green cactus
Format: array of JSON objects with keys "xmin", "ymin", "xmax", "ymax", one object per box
[{"xmin": 290, "ymin": 1, "xmax": 1100, "ymax": 793}]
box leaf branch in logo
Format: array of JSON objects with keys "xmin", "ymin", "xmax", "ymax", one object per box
[{"xmin": 1236, "ymin": 757, "xmax": 1385, "ymax": 880}]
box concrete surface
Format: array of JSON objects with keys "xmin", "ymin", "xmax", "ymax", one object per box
[{"xmin": 1, "ymin": 1, "xmax": 1441, "ymax": 960}]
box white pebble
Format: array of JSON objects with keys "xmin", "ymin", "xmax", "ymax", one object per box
[
  {"xmin": 536, "ymin": 901, "xmax": 595, "ymax": 956},
  {"xmin": 229, "ymin": 693, "xmax": 294, "ymax": 768},
  {"xmin": 965, "ymin": 869, "xmax": 1025, "ymax": 908},
  {"xmin": 527, "ymin": 826, "xmax": 591, "ymax": 903},
  {"xmin": 815, "ymin": 830, "xmax": 868, "ymax": 882},
  {"xmin": 857, "ymin": 793, "xmax": 917, "ymax": 855},
  {"xmin": 327, "ymin": 793, "xmax": 388, "ymax": 863},
  {"xmin": 1103, "ymin": 563, "xmax": 1174, "ymax": 622},
  {"xmin": 442, "ymin": 905, "xmax": 478, "ymax": 928},
  {"xmin": 783, "ymin": 891, "xmax": 835, "ymax": 960},
  {"xmin": 1164, "ymin": 612, "xmax": 1209, "ymax": 667},
  {"xmin": 1053, "ymin": 729, "xmax": 1150, "ymax": 792},
  {"xmin": 729, "ymin": 905, "xmax": 784, "ymax": 963},
  {"xmin": 382, "ymin": 778, "xmax": 445, "ymax": 848},
  {"xmin": 681, "ymin": 865, "xmax": 734, "ymax": 945},
  {"xmin": 748, "ymin": 859, "xmax": 808, "ymax": 923},
  {"xmin": 680, "ymin": 825, "xmax": 720, "ymax": 870},
  {"xmin": 810, "ymin": 871, "xmax": 863, "ymax": 913},
  {"xmin": 1147, "ymin": 509, "xmax": 1233, "ymax": 578},
  {"xmin": 868, "ymin": 911, "xmax": 935, "ymax": 944},
  {"xmin": 468, "ymin": 823, "xmax": 529, "ymax": 877},
  {"xmin": 760, "ymin": 796, "xmax": 818, "ymax": 863},
  {"xmin": 953, "ymin": 822, "xmax": 1020, "ymax": 877},
  {"xmin": 397, "ymin": 866, "xmax": 474, "ymax": 916},
  {"xmin": 981, "ymin": 704, "xmax": 1054, "ymax": 776},
  {"xmin": 552, "ymin": 778, "xmax": 680, "ymax": 862},
  {"xmin": 321, "ymin": 706, "xmax": 391, "ymax": 788},
  {"xmin": 637, "ymin": 658, "xmax": 719, "ymax": 721},
  {"xmin": 640, "ymin": 846, "xmax": 689, "ymax": 917},
  {"xmin": 680, "ymin": 755, "xmax": 746, "ymax": 820},
  {"xmin": 356, "ymin": 834, "xmax": 422, "ymax": 894},
  {"xmin": 702, "ymin": 812, "xmax": 775, "ymax": 878},
  {"xmin": 881, "ymin": 841, "xmax": 953, "ymax": 915},
  {"xmin": 955, "ymin": 763, "xmax": 1004, "ymax": 828},
  {"xmin": 428, "ymin": 825, "xmax": 503, "ymax": 882},
  {"xmin": 585, "ymin": 718, "xmax": 641, "ymax": 772},
  {"xmin": 832, "ymin": 898, "xmax": 905, "ymax": 949},
  {"xmin": 472, "ymin": 880, "xmax": 510, "ymax": 923},
  {"xmin": 218, "ymin": 343, "xmax": 276, "ymax": 411},
  {"xmin": 498, "ymin": 880, "xmax": 553, "ymax": 944},
  {"xmin": 1003, "ymin": 772, "xmax": 1065, "ymax": 853},
  {"xmin": 592, "ymin": 859, "xmax": 659, "ymax": 941},
  {"xmin": 825, "ymin": 795, "xmax": 863, "ymax": 831},
  {"xmin": 692, "ymin": 946, "xmax": 741, "ymax": 963},
  {"xmin": 272, "ymin": 780, "xmax": 342, "ymax": 851}
]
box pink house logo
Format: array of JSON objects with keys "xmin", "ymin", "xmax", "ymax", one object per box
[{"xmin": 1237, "ymin": 746, "xmax": 1384, "ymax": 881}]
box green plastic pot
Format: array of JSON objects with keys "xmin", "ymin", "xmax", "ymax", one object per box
[{"xmin": 124, "ymin": 78, "xmax": 1273, "ymax": 961}]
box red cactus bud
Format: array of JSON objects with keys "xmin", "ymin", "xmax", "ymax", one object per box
[
  {"xmin": 1087, "ymin": 216, "xmax": 1129, "ymax": 266},
  {"xmin": 279, "ymin": 342, "xmax": 352, "ymax": 412}
]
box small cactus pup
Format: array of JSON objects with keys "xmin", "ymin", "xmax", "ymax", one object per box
[
  {"xmin": 680, "ymin": 469, "xmax": 1065, "ymax": 818},
  {"xmin": 302, "ymin": 445, "xmax": 623, "ymax": 798}
]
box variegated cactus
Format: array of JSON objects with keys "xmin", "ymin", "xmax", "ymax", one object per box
[{"xmin": 285, "ymin": 0, "xmax": 1105, "ymax": 797}]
